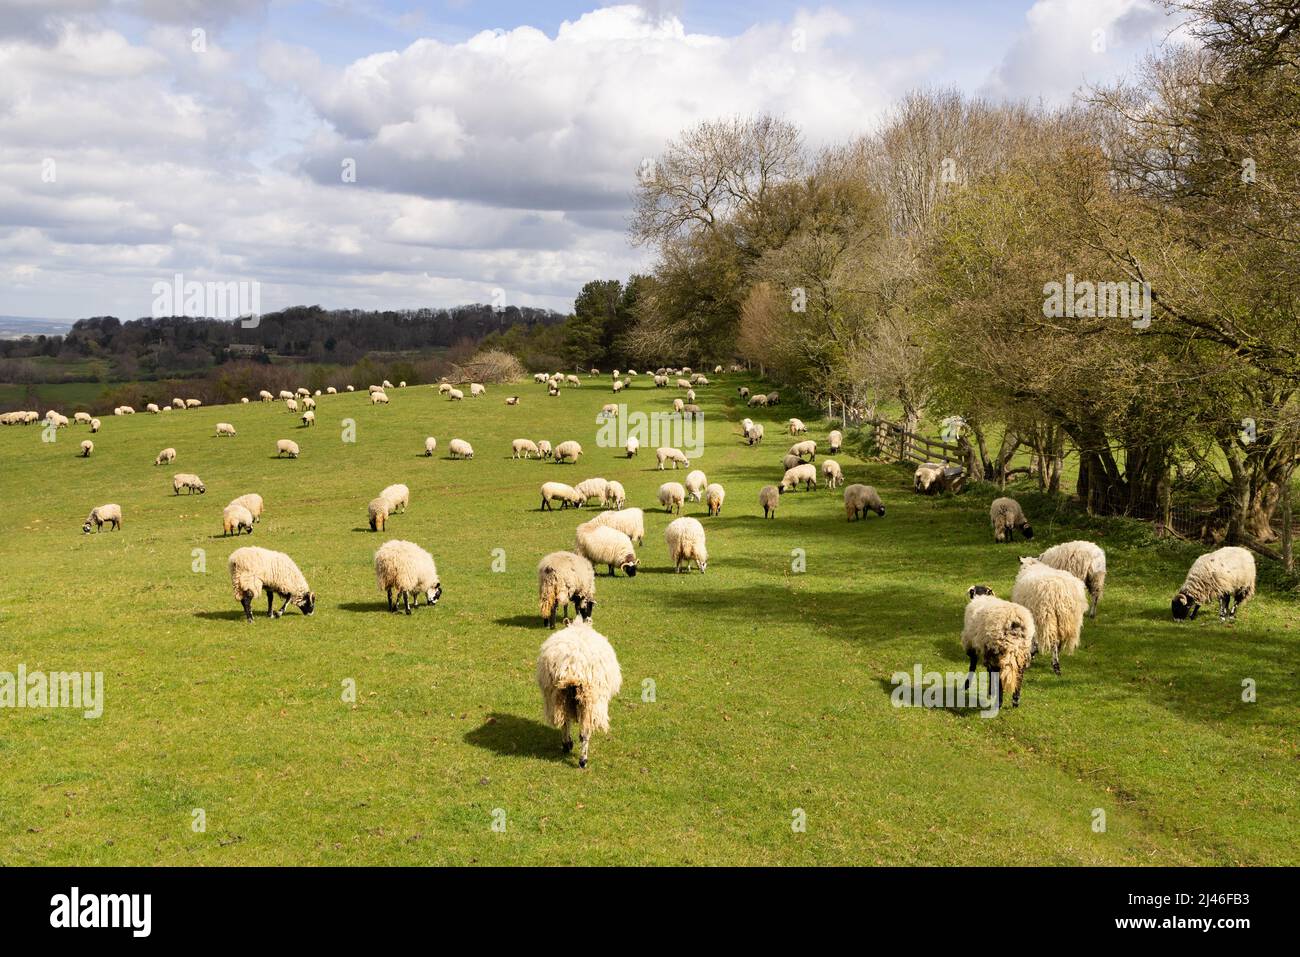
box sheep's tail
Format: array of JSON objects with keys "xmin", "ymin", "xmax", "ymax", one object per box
[
  {"xmin": 541, "ymin": 680, "xmax": 578, "ymax": 728},
  {"xmin": 1052, "ymin": 601, "xmax": 1083, "ymax": 655}
]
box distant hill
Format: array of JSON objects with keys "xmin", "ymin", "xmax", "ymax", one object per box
[{"xmin": 0, "ymin": 316, "xmax": 73, "ymax": 338}]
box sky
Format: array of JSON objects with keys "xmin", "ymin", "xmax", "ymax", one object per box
[{"xmin": 0, "ymin": 0, "xmax": 1185, "ymax": 320}]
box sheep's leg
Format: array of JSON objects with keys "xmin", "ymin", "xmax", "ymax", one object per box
[
  {"xmin": 560, "ymin": 719, "xmax": 573, "ymax": 753},
  {"xmin": 403, "ymin": 591, "xmax": 412, "ymax": 615},
  {"xmin": 578, "ymin": 730, "xmax": 590, "ymax": 768},
  {"xmin": 276, "ymin": 593, "xmax": 292, "ymax": 618},
  {"xmin": 386, "ymin": 587, "xmax": 395, "ymax": 612},
  {"xmin": 266, "ymin": 590, "xmax": 276, "ymax": 618},
  {"xmin": 241, "ymin": 594, "xmax": 254, "ymax": 623},
  {"xmin": 1051, "ymin": 645, "xmax": 1061, "ymax": 676},
  {"xmin": 963, "ymin": 650, "xmax": 978, "ymax": 690},
  {"xmin": 1219, "ymin": 593, "xmax": 1230, "ymax": 621}
]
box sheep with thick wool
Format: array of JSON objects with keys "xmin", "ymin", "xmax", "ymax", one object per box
[
  {"xmin": 470, "ymin": 383, "xmax": 486, "ymax": 397},
  {"xmin": 625, "ymin": 435, "xmax": 639, "ymax": 458},
  {"xmin": 512, "ymin": 438, "xmax": 539, "ymax": 459},
  {"xmin": 705, "ymin": 483, "xmax": 725, "ymax": 516},
  {"xmin": 961, "ymin": 587, "xmax": 1038, "ymax": 709},
  {"xmin": 368, "ymin": 497, "xmax": 390, "ymax": 531},
  {"xmin": 223, "ymin": 502, "xmax": 255, "ymax": 536},
  {"xmin": 665, "ymin": 516, "xmax": 708, "ymax": 573},
  {"xmin": 285, "ymin": 398, "xmax": 299, "ymax": 413},
  {"xmin": 1011, "ymin": 558, "xmax": 1088, "ymax": 676},
  {"xmin": 537, "ymin": 440, "xmax": 553, "ymax": 459},
  {"xmin": 377, "ymin": 483, "xmax": 409, "ymax": 514},
  {"xmin": 759, "ymin": 485, "xmax": 779, "ymax": 518},
  {"xmin": 843, "ymin": 484, "xmax": 885, "ymax": 520},
  {"xmin": 537, "ymin": 551, "xmax": 597, "ymax": 629},
  {"xmin": 788, "ymin": 440, "xmax": 816, "ymax": 461},
  {"xmin": 425, "ymin": 436, "xmax": 438, "ymax": 456},
  {"xmin": 828, "ymin": 430, "xmax": 843, "ymax": 453},
  {"xmin": 374, "ymin": 539, "xmax": 442, "ymax": 615},
  {"xmin": 276, "ymin": 439, "xmax": 299, "ymax": 458},
  {"xmin": 788, "ymin": 418, "xmax": 807, "ymax": 435},
  {"xmin": 914, "ymin": 463, "xmax": 944, "ymax": 494},
  {"xmin": 89, "ymin": 418, "xmax": 100, "ymax": 433},
  {"xmin": 228, "ymin": 546, "xmax": 315, "ymax": 622},
  {"xmin": 555, "ymin": 440, "xmax": 583, "ymax": 464},
  {"xmin": 779, "ymin": 463, "xmax": 817, "ymax": 493},
  {"xmin": 369, "ymin": 391, "xmax": 389, "ymax": 405},
  {"xmin": 574, "ymin": 477, "xmax": 610, "ymax": 506},
  {"xmin": 173, "ymin": 472, "xmax": 205, "ymax": 495},
  {"xmin": 604, "ymin": 480, "xmax": 626, "ymax": 510},
  {"xmin": 1172, "ymin": 546, "xmax": 1256, "ymax": 622},
  {"xmin": 541, "ymin": 482, "xmax": 585, "ymax": 511},
  {"xmin": 536, "ymin": 619, "xmax": 622, "ymax": 768},
  {"xmin": 216, "ymin": 422, "xmax": 237, "ymax": 436},
  {"xmin": 589, "ymin": 507, "xmax": 644, "ymax": 544},
  {"xmin": 301, "ymin": 411, "xmax": 315, "ymax": 427},
  {"xmin": 656, "ymin": 446, "xmax": 689, "ymax": 470},
  {"xmin": 990, "ymin": 497, "xmax": 1034, "ymax": 543},
  {"xmin": 1035, "ymin": 540, "xmax": 1106, "ymax": 618},
  {"xmin": 79, "ymin": 440, "xmax": 93, "ymax": 457},
  {"xmin": 747, "ymin": 422, "xmax": 764, "ymax": 445},
  {"xmin": 574, "ymin": 521, "xmax": 639, "ymax": 577},
  {"xmin": 448, "ymin": 438, "xmax": 474, "ymax": 459},
  {"xmin": 82, "ymin": 503, "xmax": 122, "ymax": 533},
  {"xmin": 658, "ymin": 482, "xmax": 685, "ymax": 514},
  {"xmin": 684, "ymin": 469, "xmax": 707, "ymax": 502},
  {"xmin": 821, "ymin": 459, "xmax": 843, "ymax": 489}
]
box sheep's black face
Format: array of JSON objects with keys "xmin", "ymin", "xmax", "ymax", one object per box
[
  {"xmin": 578, "ymin": 597, "xmax": 595, "ymax": 620},
  {"xmin": 968, "ymin": 584, "xmax": 995, "ymax": 599},
  {"xmin": 1021, "ymin": 523, "xmax": 1034, "ymax": 540},
  {"xmin": 299, "ymin": 592, "xmax": 316, "ymax": 616},
  {"xmin": 427, "ymin": 583, "xmax": 442, "ymax": 606},
  {"xmin": 623, "ymin": 560, "xmax": 638, "ymax": 578},
  {"xmin": 82, "ymin": 521, "xmax": 92, "ymax": 534},
  {"xmin": 1171, "ymin": 593, "xmax": 1193, "ymax": 620},
  {"xmin": 198, "ymin": 485, "xmax": 206, "ymax": 494},
  {"xmin": 876, "ymin": 505, "xmax": 886, "ymax": 517}
]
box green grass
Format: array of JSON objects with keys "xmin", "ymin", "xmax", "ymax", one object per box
[{"xmin": 0, "ymin": 376, "xmax": 1296, "ymax": 865}]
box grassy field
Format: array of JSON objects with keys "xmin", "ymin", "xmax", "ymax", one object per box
[{"xmin": 0, "ymin": 374, "xmax": 1296, "ymax": 866}]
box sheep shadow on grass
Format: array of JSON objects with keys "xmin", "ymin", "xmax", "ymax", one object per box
[
  {"xmin": 494, "ymin": 614, "xmax": 540, "ymax": 628},
  {"xmin": 464, "ymin": 712, "xmax": 570, "ymax": 762},
  {"xmin": 871, "ymin": 675, "xmax": 997, "ymax": 721},
  {"xmin": 193, "ymin": 609, "xmax": 249, "ymax": 621}
]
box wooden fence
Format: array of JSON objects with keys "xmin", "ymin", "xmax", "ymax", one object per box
[{"xmin": 866, "ymin": 416, "xmax": 962, "ymax": 466}]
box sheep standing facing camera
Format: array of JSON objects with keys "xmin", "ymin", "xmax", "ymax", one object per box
[
  {"xmin": 536, "ymin": 619, "xmax": 622, "ymax": 768},
  {"xmin": 425, "ymin": 436, "xmax": 438, "ymax": 456},
  {"xmin": 990, "ymin": 497, "xmax": 1033, "ymax": 543},
  {"xmin": 1172, "ymin": 546, "xmax": 1256, "ymax": 622},
  {"xmin": 537, "ymin": 550, "xmax": 597, "ymax": 629},
  {"xmin": 684, "ymin": 470, "xmax": 707, "ymax": 503},
  {"xmin": 228, "ymin": 546, "xmax": 315, "ymax": 622},
  {"xmin": 961, "ymin": 586, "xmax": 1038, "ymax": 710},
  {"xmin": 828, "ymin": 430, "xmax": 843, "ymax": 454},
  {"xmin": 374, "ymin": 539, "xmax": 442, "ymax": 615}
]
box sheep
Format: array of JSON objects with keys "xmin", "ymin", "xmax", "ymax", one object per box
[
  {"xmin": 604, "ymin": 480, "xmax": 626, "ymax": 510},
  {"xmin": 154, "ymin": 447, "xmax": 176, "ymax": 466},
  {"xmin": 229, "ymin": 546, "xmax": 315, "ymax": 622},
  {"xmin": 286, "ymin": 398, "xmax": 299, "ymax": 413},
  {"xmin": 654, "ymin": 375, "xmax": 668, "ymax": 387},
  {"xmin": 1011, "ymin": 558, "xmax": 1088, "ymax": 676},
  {"xmin": 788, "ymin": 418, "xmax": 807, "ymax": 435},
  {"xmin": 783, "ymin": 453, "xmax": 802, "ymax": 472},
  {"xmin": 82, "ymin": 503, "xmax": 122, "ymax": 533},
  {"xmin": 843, "ymin": 484, "xmax": 885, "ymax": 520},
  {"xmin": 374, "ymin": 539, "xmax": 442, "ymax": 615},
  {"xmin": 574, "ymin": 477, "xmax": 610, "ymax": 506},
  {"xmin": 89, "ymin": 418, "xmax": 100, "ymax": 433},
  {"xmin": 538, "ymin": 551, "xmax": 597, "ymax": 629},
  {"xmin": 683, "ymin": 404, "xmax": 702, "ymax": 417},
  {"xmin": 301, "ymin": 396, "xmax": 315, "ymax": 411},
  {"xmin": 684, "ymin": 469, "xmax": 707, "ymax": 502},
  {"xmin": 575, "ymin": 521, "xmax": 639, "ymax": 577},
  {"xmin": 512, "ymin": 438, "xmax": 540, "ymax": 459},
  {"xmin": 612, "ymin": 380, "xmax": 626, "ymax": 395},
  {"xmin": 326, "ymin": 387, "xmax": 338, "ymax": 395},
  {"xmin": 216, "ymin": 422, "xmax": 237, "ymax": 436},
  {"xmin": 448, "ymin": 438, "xmax": 474, "ymax": 459},
  {"xmin": 379, "ymin": 484, "xmax": 409, "ymax": 513},
  {"xmin": 45, "ymin": 412, "xmax": 69, "ymax": 428},
  {"xmin": 506, "ymin": 396, "xmax": 520, "ymax": 405},
  {"xmin": 788, "ymin": 439, "xmax": 816, "ymax": 461},
  {"xmin": 625, "ymin": 435, "xmax": 639, "ymax": 458},
  {"xmin": 961, "ymin": 588, "xmax": 1038, "ymax": 709},
  {"xmin": 259, "ymin": 390, "xmax": 274, "ymax": 402},
  {"xmin": 739, "ymin": 386, "xmax": 750, "ymax": 399},
  {"xmin": 565, "ymin": 375, "xmax": 581, "ymax": 387},
  {"xmin": 554, "ymin": 440, "xmax": 583, "ymax": 464},
  {"xmin": 914, "ymin": 463, "xmax": 945, "ymax": 494},
  {"xmin": 173, "ymin": 398, "xmax": 188, "ymax": 409},
  {"xmin": 822, "ymin": 459, "xmax": 844, "ymax": 489},
  {"xmin": 828, "ymin": 429, "xmax": 843, "ymax": 453},
  {"xmin": 470, "ymin": 383, "xmax": 486, "ymax": 397},
  {"xmin": 73, "ymin": 411, "xmax": 92, "ymax": 425},
  {"xmin": 656, "ymin": 446, "xmax": 689, "ymax": 470},
  {"xmin": 672, "ymin": 398, "xmax": 685, "ymax": 414},
  {"xmin": 541, "ymin": 481, "xmax": 585, "ymax": 511},
  {"xmin": 686, "ymin": 388, "xmax": 696, "ymax": 403},
  {"xmin": 765, "ymin": 392, "xmax": 780, "ymax": 406},
  {"xmin": 370, "ymin": 391, "xmax": 389, "ymax": 405},
  {"xmin": 536, "ymin": 618, "xmax": 622, "ymax": 768},
  {"xmin": 537, "ymin": 440, "xmax": 553, "ymax": 459},
  {"xmin": 747, "ymin": 422, "xmax": 764, "ymax": 445},
  {"xmin": 600, "ymin": 403, "xmax": 619, "ymax": 418},
  {"xmin": 665, "ymin": 516, "xmax": 708, "ymax": 573},
  {"xmin": 346, "ymin": 385, "xmax": 355, "ymax": 392},
  {"xmin": 1172, "ymin": 545, "xmax": 1256, "ymax": 622},
  {"xmin": 658, "ymin": 482, "xmax": 685, "ymax": 514},
  {"xmin": 397, "ymin": 381, "xmax": 406, "ymax": 389},
  {"xmin": 1035, "ymin": 541, "xmax": 1106, "ymax": 618},
  {"xmin": 705, "ymin": 483, "xmax": 725, "ymax": 516},
  {"xmin": 229, "ymin": 493, "xmax": 264, "ymax": 524},
  {"xmin": 368, "ymin": 497, "xmax": 390, "ymax": 531},
  {"xmin": 297, "ymin": 388, "xmax": 312, "ymax": 397},
  {"xmin": 276, "ymin": 439, "xmax": 299, "ymax": 458},
  {"xmin": 172, "ymin": 472, "xmax": 206, "ymax": 495},
  {"xmin": 425, "ymin": 436, "xmax": 438, "ymax": 456},
  {"xmin": 676, "ymin": 378, "xmax": 690, "ymax": 389},
  {"xmin": 241, "ymin": 397, "xmax": 250, "ymax": 404},
  {"xmin": 222, "ymin": 503, "xmax": 255, "ymax": 536},
  {"xmin": 79, "ymin": 440, "xmax": 93, "ymax": 457},
  {"xmin": 759, "ymin": 485, "xmax": 780, "ymax": 518},
  {"xmin": 382, "ymin": 379, "xmax": 394, "ymax": 390},
  {"xmin": 118, "ymin": 405, "xmax": 135, "ymax": 415},
  {"xmin": 589, "ymin": 507, "xmax": 644, "ymax": 544},
  {"xmin": 779, "ymin": 463, "xmax": 817, "ymax": 493},
  {"xmin": 990, "ymin": 497, "xmax": 1034, "ymax": 543},
  {"xmin": 747, "ymin": 394, "xmax": 769, "ymax": 407},
  {"xmin": 440, "ymin": 382, "xmax": 455, "ymax": 394}
]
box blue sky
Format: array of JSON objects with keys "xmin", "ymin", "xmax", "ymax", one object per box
[{"xmin": 0, "ymin": 1, "xmax": 1182, "ymax": 319}]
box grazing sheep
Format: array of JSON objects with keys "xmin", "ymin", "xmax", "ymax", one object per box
[
  {"xmin": 259, "ymin": 390, "xmax": 274, "ymax": 402},
  {"xmin": 1035, "ymin": 541, "xmax": 1106, "ymax": 618},
  {"xmin": 548, "ymin": 384, "xmax": 560, "ymax": 397},
  {"xmin": 75, "ymin": 439, "xmax": 93, "ymax": 457},
  {"xmin": 424, "ymin": 436, "xmax": 438, "ymax": 456},
  {"xmin": 565, "ymin": 375, "xmax": 581, "ymax": 387},
  {"xmin": 374, "ymin": 539, "xmax": 442, "ymax": 614},
  {"xmin": 45, "ymin": 412, "xmax": 69, "ymax": 428},
  {"xmin": 658, "ymin": 482, "xmax": 685, "ymax": 514},
  {"xmin": 604, "ymin": 480, "xmax": 626, "ymax": 510},
  {"xmin": 376, "ymin": 484, "xmax": 409, "ymax": 516},
  {"xmin": 672, "ymin": 398, "xmax": 685, "ymax": 414},
  {"xmin": 173, "ymin": 398, "xmax": 187, "ymax": 409},
  {"xmin": 223, "ymin": 503, "xmax": 255, "ymax": 536},
  {"xmin": 301, "ymin": 396, "xmax": 316, "ymax": 411},
  {"xmin": 612, "ymin": 380, "xmax": 625, "ymax": 394},
  {"xmin": 843, "ymin": 484, "xmax": 885, "ymax": 520},
  {"xmin": 779, "ymin": 463, "xmax": 817, "ymax": 493},
  {"xmin": 538, "ymin": 551, "xmax": 597, "ymax": 629},
  {"xmin": 788, "ymin": 440, "xmax": 816, "ymax": 461},
  {"xmin": 574, "ymin": 477, "xmax": 610, "ymax": 506},
  {"xmin": 446, "ymin": 438, "xmax": 473, "ymax": 460},
  {"xmin": 783, "ymin": 453, "xmax": 802, "ymax": 472},
  {"xmin": 747, "ymin": 422, "xmax": 765, "ymax": 445},
  {"xmin": 73, "ymin": 411, "xmax": 92, "ymax": 425},
  {"xmin": 229, "ymin": 546, "xmax": 315, "ymax": 622},
  {"xmin": 470, "ymin": 383, "xmax": 486, "ymax": 397},
  {"xmin": 739, "ymin": 386, "xmax": 750, "ymax": 399},
  {"xmin": 326, "ymin": 387, "xmax": 338, "ymax": 395},
  {"xmin": 286, "ymin": 398, "xmax": 299, "ymax": 413},
  {"xmin": 828, "ymin": 429, "xmax": 843, "ymax": 454},
  {"xmin": 368, "ymin": 497, "xmax": 390, "ymax": 531},
  {"xmin": 656, "ymin": 446, "xmax": 689, "ymax": 470},
  {"xmin": 216, "ymin": 422, "xmax": 237, "ymax": 436},
  {"xmin": 512, "ymin": 438, "xmax": 540, "ymax": 459},
  {"xmin": 684, "ymin": 469, "xmax": 707, "ymax": 503},
  {"xmin": 766, "ymin": 392, "xmax": 780, "ymax": 406},
  {"xmin": 625, "ymin": 435, "xmax": 639, "ymax": 458},
  {"xmin": 686, "ymin": 389, "xmax": 696, "ymax": 403},
  {"xmin": 440, "ymin": 382, "xmax": 455, "ymax": 394},
  {"xmin": 759, "ymin": 485, "xmax": 779, "ymax": 518},
  {"xmin": 600, "ymin": 403, "xmax": 619, "ymax": 418},
  {"xmin": 89, "ymin": 418, "xmax": 100, "ymax": 433},
  {"xmin": 154, "ymin": 447, "xmax": 177, "ymax": 466},
  {"xmin": 683, "ymin": 404, "xmax": 702, "ymax": 417},
  {"xmin": 118, "ymin": 405, "xmax": 135, "ymax": 415},
  {"xmin": 575, "ymin": 521, "xmax": 639, "ymax": 577},
  {"xmin": 370, "ymin": 391, "xmax": 389, "ymax": 405},
  {"xmin": 665, "ymin": 516, "xmax": 708, "ymax": 573},
  {"xmin": 1012, "ymin": 558, "xmax": 1088, "ymax": 676},
  {"xmin": 506, "ymin": 396, "xmax": 520, "ymax": 405},
  {"xmin": 821, "ymin": 459, "xmax": 844, "ymax": 489},
  {"xmin": 961, "ymin": 588, "xmax": 1038, "ymax": 709},
  {"xmin": 990, "ymin": 497, "xmax": 1034, "ymax": 543},
  {"xmin": 589, "ymin": 507, "xmax": 644, "ymax": 544},
  {"xmin": 229, "ymin": 493, "xmax": 264, "ymax": 523},
  {"xmin": 536, "ymin": 619, "xmax": 622, "ymax": 768},
  {"xmin": 297, "ymin": 387, "xmax": 312, "ymax": 397},
  {"xmin": 676, "ymin": 378, "xmax": 690, "ymax": 389},
  {"xmin": 747, "ymin": 393, "xmax": 769, "ymax": 407},
  {"xmin": 1172, "ymin": 546, "xmax": 1256, "ymax": 622},
  {"xmin": 555, "ymin": 440, "xmax": 583, "ymax": 464},
  {"xmin": 788, "ymin": 418, "xmax": 807, "ymax": 435},
  {"xmin": 914, "ymin": 463, "xmax": 943, "ymax": 493},
  {"xmin": 537, "ymin": 440, "xmax": 553, "ymax": 459},
  {"xmin": 173, "ymin": 472, "xmax": 206, "ymax": 495},
  {"xmin": 382, "ymin": 380, "xmax": 394, "ymax": 390},
  {"xmin": 541, "ymin": 481, "xmax": 585, "ymax": 511},
  {"xmin": 705, "ymin": 483, "xmax": 725, "ymax": 516},
  {"xmin": 82, "ymin": 503, "xmax": 122, "ymax": 533},
  {"xmin": 276, "ymin": 439, "xmax": 299, "ymax": 458},
  {"xmin": 346, "ymin": 385, "xmax": 355, "ymax": 392}
]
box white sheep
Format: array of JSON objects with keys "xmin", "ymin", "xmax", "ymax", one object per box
[
  {"xmin": 821, "ymin": 459, "xmax": 843, "ymax": 489},
  {"xmin": 259, "ymin": 390, "xmax": 274, "ymax": 402},
  {"xmin": 788, "ymin": 439, "xmax": 816, "ymax": 461},
  {"xmin": 589, "ymin": 507, "xmax": 644, "ymax": 544},
  {"xmin": 625, "ymin": 435, "xmax": 639, "ymax": 458},
  {"xmin": 276, "ymin": 439, "xmax": 299, "ymax": 458},
  {"xmin": 326, "ymin": 387, "xmax": 338, "ymax": 395},
  {"xmin": 379, "ymin": 483, "xmax": 409, "ymax": 513},
  {"xmin": 843, "ymin": 484, "xmax": 885, "ymax": 520},
  {"xmin": 82, "ymin": 503, "xmax": 122, "ymax": 533},
  {"xmin": 1011, "ymin": 558, "xmax": 1088, "ymax": 676},
  {"xmin": 779, "ymin": 463, "xmax": 817, "ymax": 493},
  {"xmin": 665, "ymin": 516, "xmax": 708, "ymax": 573},
  {"xmin": 1172, "ymin": 545, "xmax": 1256, "ymax": 622},
  {"xmin": 961, "ymin": 587, "xmax": 1038, "ymax": 709},
  {"xmin": 612, "ymin": 380, "xmax": 625, "ymax": 394},
  {"xmin": 604, "ymin": 480, "xmax": 626, "ymax": 510},
  {"xmin": 440, "ymin": 382, "xmax": 455, "ymax": 394},
  {"xmin": 470, "ymin": 383, "xmax": 486, "ymax": 397},
  {"xmin": 447, "ymin": 388, "xmax": 464, "ymax": 401},
  {"xmin": 512, "ymin": 438, "xmax": 539, "ymax": 459},
  {"xmin": 301, "ymin": 396, "xmax": 315, "ymax": 411},
  {"xmin": 575, "ymin": 521, "xmax": 639, "ymax": 577},
  {"xmin": 747, "ymin": 394, "xmax": 769, "ymax": 407},
  {"xmin": 1034, "ymin": 540, "xmax": 1105, "ymax": 617},
  {"xmin": 382, "ymin": 380, "xmax": 394, "ymax": 390},
  {"xmin": 223, "ymin": 503, "xmax": 254, "ymax": 536},
  {"xmin": 173, "ymin": 398, "xmax": 187, "ymax": 409},
  {"xmin": 216, "ymin": 422, "xmax": 237, "ymax": 436},
  {"xmin": 600, "ymin": 403, "xmax": 619, "ymax": 419},
  {"xmin": 705, "ymin": 483, "xmax": 725, "ymax": 516},
  {"xmin": 448, "ymin": 438, "xmax": 474, "ymax": 459},
  {"xmin": 368, "ymin": 497, "xmax": 390, "ymax": 531},
  {"xmin": 656, "ymin": 446, "xmax": 689, "ymax": 470},
  {"xmin": 788, "ymin": 418, "xmax": 807, "ymax": 435},
  {"xmin": 228, "ymin": 546, "xmax": 315, "ymax": 621},
  {"xmin": 684, "ymin": 469, "xmax": 707, "ymax": 502},
  {"xmin": 555, "ymin": 440, "xmax": 583, "ymax": 464},
  {"xmin": 89, "ymin": 418, "xmax": 100, "ymax": 433},
  {"xmin": 536, "ymin": 619, "xmax": 622, "ymax": 768},
  {"xmin": 537, "ymin": 440, "xmax": 553, "ymax": 459},
  {"xmin": 990, "ymin": 497, "xmax": 1034, "ymax": 543},
  {"xmin": 229, "ymin": 493, "xmax": 264, "ymax": 524},
  {"xmin": 374, "ymin": 539, "xmax": 442, "ymax": 614},
  {"xmin": 425, "ymin": 436, "xmax": 438, "ymax": 456},
  {"xmin": 172, "ymin": 472, "xmax": 205, "ymax": 494},
  {"xmin": 574, "ymin": 477, "xmax": 610, "ymax": 506},
  {"xmin": 759, "ymin": 485, "xmax": 779, "ymax": 518},
  {"xmin": 672, "ymin": 398, "xmax": 685, "ymax": 414},
  {"xmin": 538, "ymin": 551, "xmax": 597, "ymax": 629},
  {"xmin": 541, "ymin": 481, "xmax": 585, "ymax": 511},
  {"xmin": 658, "ymin": 482, "xmax": 685, "ymax": 514},
  {"xmin": 72, "ymin": 412, "xmax": 91, "ymax": 425},
  {"xmin": 370, "ymin": 391, "xmax": 389, "ymax": 405},
  {"xmin": 346, "ymin": 385, "xmax": 355, "ymax": 392},
  {"xmin": 79, "ymin": 439, "xmax": 93, "ymax": 457},
  {"xmin": 286, "ymin": 398, "xmax": 299, "ymax": 413},
  {"xmin": 828, "ymin": 429, "xmax": 843, "ymax": 453},
  {"xmin": 914, "ymin": 463, "xmax": 944, "ymax": 494},
  {"xmin": 747, "ymin": 422, "xmax": 764, "ymax": 445},
  {"xmin": 241, "ymin": 397, "xmax": 250, "ymax": 404}
]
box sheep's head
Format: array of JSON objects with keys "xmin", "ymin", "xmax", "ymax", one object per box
[
  {"xmin": 1020, "ymin": 522, "xmax": 1034, "ymax": 540},
  {"xmin": 577, "ymin": 596, "xmax": 596, "ymax": 620},
  {"xmin": 426, "ymin": 582, "xmax": 443, "ymax": 607},
  {"xmin": 968, "ymin": 585, "xmax": 995, "ymax": 600},
  {"xmin": 82, "ymin": 520, "xmax": 92, "ymax": 534},
  {"xmin": 296, "ymin": 592, "xmax": 316, "ymax": 616},
  {"xmin": 875, "ymin": 504, "xmax": 886, "ymax": 517},
  {"xmin": 1171, "ymin": 592, "xmax": 1197, "ymax": 620},
  {"xmin": 1018, "ymin": 556, "xmax": 1039, "ymax": 568},
  {"xmin": 621, "ymin": 555, "xmax": 639, "ymax": 577}
]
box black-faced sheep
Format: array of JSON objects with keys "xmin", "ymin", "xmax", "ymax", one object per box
[
  {"xmin": 990, "ymin": 497, "xmax": 1034, "ymax": 543},
  {"xmin": 228, "ymin": 546, "xmax": 315, "ymax": 621},
  {"xmin": 1172, "ymin": 545, "xmax": 1256, "ymax": 622},
  {"xmin": 962, "ymin": 587, "xmax": 1038, "ymax": 709},
  {"xmin": 575, "ymin": 521, "xmax": 638, "ymax": 577},
  {"xmin": 374, "ymin": 539, "xmax": 442, "ymax": 614},
  {"xmin": 222, "ymin": 503, "xmax": 254, "ymax": 536},
  {"xmin": 82, "ymin": 504, "xmax": 122, "ymax": 533},
  {"xmin": 759, "ymin": 485, "xmax": 779, "ymax": 518},
  {"xmin": 541, "ymin": 481, "xmax": 585, "ymax": 511},
  {"xmin": 173, "ymin": 472, "xmax": 206, "ymax": 495},
  {"xmin": 276, "ymin": 439, "xmax": 299, "ymax": 458},
  {"xmin": 368, "ymin": 497, "xmax": 390, "ymax": 531},
  {"xmin": 448, "ymin": 439, "xmax": 474, "ymax": 459},
  {"xmin": 538, "ymin": 550, "xmax": 596, "ymax": 629},
  {"xmin": 843, "ymin": 484, "xmax": 885, "ymax": 520},
  {"xmin": 230, "ymin": 493, "xmax": 263, "ymax": 524}
]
